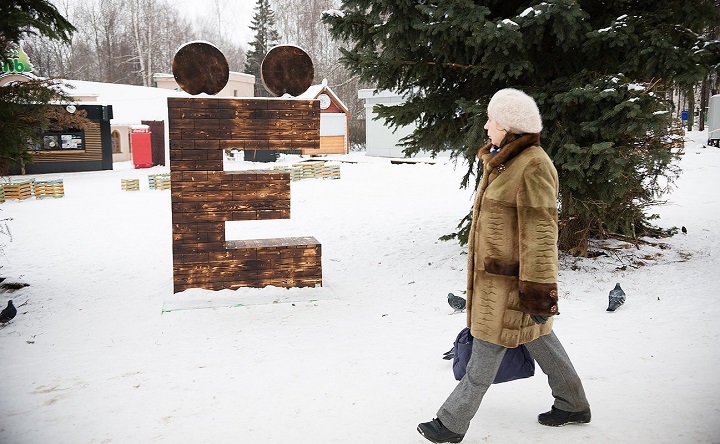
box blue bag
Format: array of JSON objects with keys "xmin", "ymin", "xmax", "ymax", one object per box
[{"xmin": 452, "ymin": 327, "xmax": 535, "ymax": 383}]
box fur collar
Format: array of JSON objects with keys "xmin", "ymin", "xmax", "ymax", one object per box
[{"xmin": 479, "ymin": 133, "xmax": 541, "ymax": 173}]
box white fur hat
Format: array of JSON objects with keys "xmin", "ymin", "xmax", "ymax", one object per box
[{"xmin": 487, "ymin": 88, "xmax": 543, "ymax": 134}]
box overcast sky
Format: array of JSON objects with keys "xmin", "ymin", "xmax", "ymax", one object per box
[
  {"xmin": 51, "ymin": 0, "xmax": 258, "ymax": 48},
  {"xmin": 174, "ymin": 0, "xmax": 256, "ymax": 47}
]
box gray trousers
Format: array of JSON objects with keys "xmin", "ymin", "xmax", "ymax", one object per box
[{"xmin": 437, "ymin": 331, "xmax": 590, "ymax": 434}]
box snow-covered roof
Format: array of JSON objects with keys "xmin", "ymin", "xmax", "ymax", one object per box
[
  {"xmin": 297, "ymin": 84, "xmax": 325, "ymax": 99},
  {"xmin": 55, "ymin": 78, "xmax": 348, "ymax": 124},
  {"xmin": 59, "ymin": 79, "xmax": 191, "ymax": 126},
  {"xmin": 297, "ymin": 82, "xmax": 349, "ymax": 114}
]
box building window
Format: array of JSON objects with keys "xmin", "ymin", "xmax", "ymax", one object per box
[
  {"xmin": 29, "ymin": 131, "xmax": 84, "ymax": 151},
  {"xmin": 112, "ymin": 130, "xmax": 121, "ymax": 153}
]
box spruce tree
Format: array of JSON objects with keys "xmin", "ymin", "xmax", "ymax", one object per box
[
  {"xmin": 0, "ymin": 0, "xmax": 89, "ymax": 175},
  {"xmin": 244, "ymin": 0, "xmax": 281, "ymax": 97},
  {"xmin": 323, "ymin": 1, "xmax": 720, "ymax": 255}
]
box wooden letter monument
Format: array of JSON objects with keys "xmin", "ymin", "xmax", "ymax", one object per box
[{"xmin": 169, "ymin": 42, "xmax": 322, "ymax": 293}]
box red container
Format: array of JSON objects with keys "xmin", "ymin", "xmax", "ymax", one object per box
[{"xmin": 130, "ymin": 125, "xmax": 153, "ymax": 168}]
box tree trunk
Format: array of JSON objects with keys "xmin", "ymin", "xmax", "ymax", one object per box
[
  {"xmin": 131, "ymin": 0, "xmax": 147, "ymax": 86},
  {"xmin": 145, "ymin": 1, "xmax": 153, "ymax": 87},
  {"xmin": 700, "ymin": 77, "xmax": 709, "ymax": 131},
  {"xmin": 687, "ymin": 86, "xmax": 695, "ymax": 131},
  {"xmin": 558, "ymin": 214, "xmax": 592, "ymax": 257}
]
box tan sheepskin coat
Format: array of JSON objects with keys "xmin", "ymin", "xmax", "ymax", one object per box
[{"xmin": 466, "ymin": 134, "xmax": 560, "ymax": 348}]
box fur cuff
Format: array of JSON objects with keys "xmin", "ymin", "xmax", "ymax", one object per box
[
  {"xmin": 518, "ymin": 280, "xmax": 559, "ymax": 316},
  {"xmin": 484, "ymin": 258, "xmax": 519, "ymax": 276}
]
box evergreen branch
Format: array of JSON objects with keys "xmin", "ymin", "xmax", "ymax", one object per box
[
  {"xmin": 332, "ymin": 74, "xmax": 361, "ymax": 89},
  {"xmin": 399, "ymin": 60, "xmax": 480, "ymax": 70}
]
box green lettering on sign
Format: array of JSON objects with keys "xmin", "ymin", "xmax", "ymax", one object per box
[{"xmin": 2, "ymin": 47, "xmax": 33, "ymax": 74}]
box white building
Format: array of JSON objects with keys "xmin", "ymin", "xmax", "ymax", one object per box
[
  {"xmin": 153, "ymin": 71, "xmax": 255, "ymax": 98},
  {"xmin": 358, "ymin": 89, "xmax": 418, "ymax": 157},
  {"xmin": 298, "ymin": 81, "xmax": 350, "ymax": 154}
]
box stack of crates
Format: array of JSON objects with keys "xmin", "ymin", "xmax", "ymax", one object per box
[
  {"xmin": 121, "ymin": 178, "xmax": 140, "ymax": 191},
  {"xmin": 2, "ymin": 180, "xmax": 33, "ymax": 200},
  {"xmin": 320, "ymin": 165, "xmax": 341, "ymax": 180},
  {"xmin": 272, "ymin": 165, "xmax": 299, "ymax": 181},
  {"xmin": 149, "ymin": 173, "xmax": 171, "ymax": 190},
  {"xmin": 292, "ymin": 162, "xmax": 325, "ymax": 180},
  {"xmin": 34, "ymin": 179, "xmax": 65, "ymax": 199},
  {"xmin": 156, "ymin": 175, "xmax": 171, "ymax": 190},
  {"xmin": 273, "ymin": 162, "xmax": 341, "ymax": 181}
]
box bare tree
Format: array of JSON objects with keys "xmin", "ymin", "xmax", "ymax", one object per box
[
  {"xmin": 148, "ymin": 1, "xmax": 198, "ymax": 74},
  {"xmin": 135, "ymin": 0, "xmax": 198, "ymax": 78},
  {"xmin": 128, "ymin": 0, "xmax": 156, "ymax": 86},
  {"xmin": 194, "ymin": 0, "xmax": 247, "ymax": 72},
  {"xmin": 65, "ymin": 0, "xmax": 136, "ymax": 83}
]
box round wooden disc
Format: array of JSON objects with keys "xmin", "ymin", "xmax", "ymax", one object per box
[
  {"xmin": 261, "ymin": 45, "xmax": 314, "ymax": 97},
  {"xmin": 172, "ymin": 41, "xmax": 229, "ymax": 95}
]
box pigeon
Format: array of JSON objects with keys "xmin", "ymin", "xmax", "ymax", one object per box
[
  {"xmin": 681, "ymin": 226, "xmax": 687, "ymax": 234},
  {"xmin": 447, "ymin": 293, "xmax": 466, "ymax": 313},
  {"xmin": 0, "ymin": 300, "xmax": 16, "ymax": 323},
  {"xmin": 607, "ymin": 283, "xmax": 626, "ymax": 312}
]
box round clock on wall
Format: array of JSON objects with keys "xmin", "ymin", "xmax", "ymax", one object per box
[{"xmin": 318, "ymin": 93, "xmax": 331, "ymax": 110}]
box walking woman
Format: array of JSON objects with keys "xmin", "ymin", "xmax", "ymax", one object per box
[{"xmin": 417, "ymin": 89, "xmax": 591, "ymax": 443}]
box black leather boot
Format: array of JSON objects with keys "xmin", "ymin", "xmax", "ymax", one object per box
[
  {"xmin": 417, "ymin": 418, "xmax": 465, "ymax": 443},
  {"xmin": 538, "ymin": 406, "xmax": 591, "ymax": 426}
]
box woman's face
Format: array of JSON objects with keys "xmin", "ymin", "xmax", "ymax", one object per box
[{"xmin": 484, "ymin": 115, "xmax": 507, "ymax": 146}]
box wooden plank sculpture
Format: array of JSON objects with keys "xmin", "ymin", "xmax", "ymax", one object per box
[
  {"xmin": 261, "ymin": 45, "xmax": 315, "ymax": 97},
  {"xmin": 169, "ymin": 42, "xmax": 322, "ymax": 293},
  {"xmin": 172, "ymin": 41, "xmax": 230, "ymax": 96}
]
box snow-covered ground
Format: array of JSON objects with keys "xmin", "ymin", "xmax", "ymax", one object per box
[{"xmin": 0, "ymin": 132, "xmax": 718, "ymax": 443}]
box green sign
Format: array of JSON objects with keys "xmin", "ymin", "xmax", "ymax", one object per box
[{"xmin": 2, "ymin": 47, "xmax": 33, "ymax": 74}]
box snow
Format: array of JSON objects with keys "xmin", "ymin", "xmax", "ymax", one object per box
[
  {"xmin": 322, "ymin": 9, "xmax": 345, "ymax": 18},
  {"xmin": 0, "ymin": 132, "xmax": 719, "ymax": 443},
  {"xmin": 498, "ymin": 19, "xmax": 519, "ymax": 28},
  {"xmin": 519, "ymin": 7, "xmax": 537, "ymax": 18},
  {"xmin": 599, "ymin": 14, "xmax": 630, "ymax": 32},
  {"xmin": 60, "ymin": 79, "xmax": 190, "ymax": 126}
]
